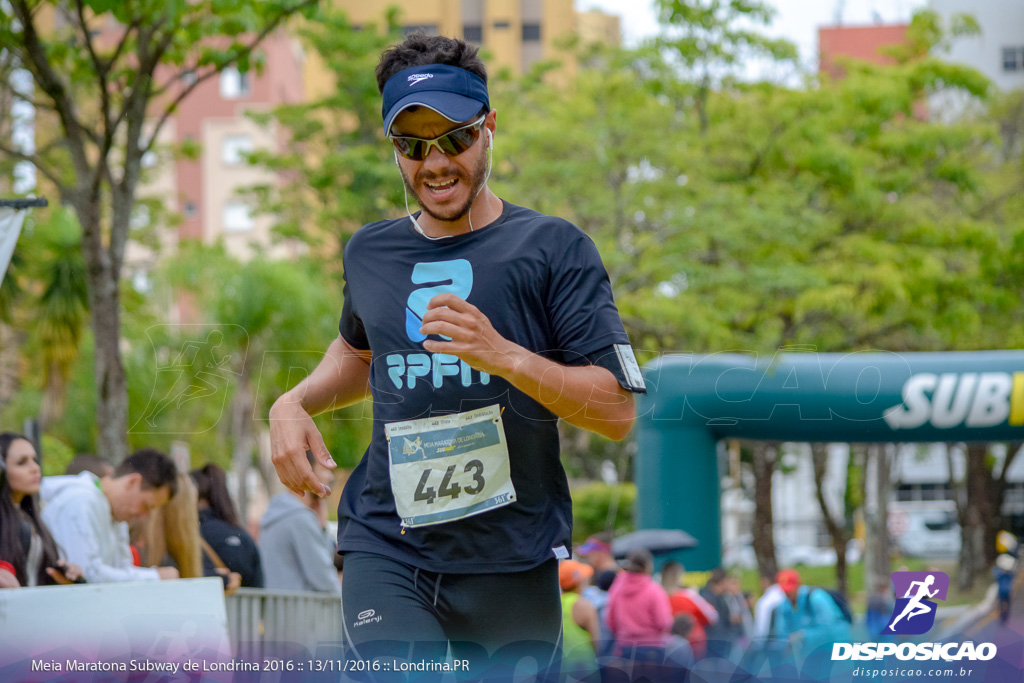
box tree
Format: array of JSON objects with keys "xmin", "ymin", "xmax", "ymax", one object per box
[
  {"xmin": 863, "ymin": 444, "xmax": 893, "ymax": 605},
  {"xmin": 948, "ymin": 442, "xmax": 1024, "ymax": 592},
  {"xmin": 0, "ymin": 0, "xmax": 317, "ymax": 463},
  {"xmin": 156, "ymin": 243, "xmax": 370, "ymax": 515},
  {"xmin": 248, "ymin": 7, "xmax": 404, "ymax": 263},
  {"xmin": 811, "ymin": 442, "xmax": 850, "ymax": 596},
  {"xmin": 987, "ymin": 442, "xmax": 1023, "ymax": 566},
  {"xmin": 654, "ymin": 0, "xmax": 798, "ymax": 133},
  {"xmin": 749, "ymin": 440, "xmax": 779, "ymax": 580},
  {"xmin": 0, "ymin": 206, "xmax": 89, "ymax": 428},
  {"xmin": 30, "ymin": 207, "xmax": 88, "ymax": 429}
]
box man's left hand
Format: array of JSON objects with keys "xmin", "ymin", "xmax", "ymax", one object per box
[{"xmin": 420, "ymin": 294, "xmax": 520, "ymax": 376}]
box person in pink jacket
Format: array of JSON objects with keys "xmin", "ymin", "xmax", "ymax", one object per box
[{"xmin": 605, "ymin": 548, "xmax": 673, "ymax": 657}]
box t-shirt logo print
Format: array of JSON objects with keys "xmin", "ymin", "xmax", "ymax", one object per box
[
  {"xmin": 885, "ymin": 570, "xmax": 949, "ymax": 635},
  {"xmin": 405, "ymin": 260, "xmax": 473, "ymax": 343},
  {"xmin": 407, "ymin": 73, "xmax": 433, "ymax": 86}
]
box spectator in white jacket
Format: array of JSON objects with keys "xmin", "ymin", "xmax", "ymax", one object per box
[{"xmin": 41, "ymin": 448, "xmax": 180, "ymax": 583}]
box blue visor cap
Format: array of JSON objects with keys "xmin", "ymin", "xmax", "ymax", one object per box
[{"xmin": 382, "ymin": 64, "xmax": 489, "ymax": 135}]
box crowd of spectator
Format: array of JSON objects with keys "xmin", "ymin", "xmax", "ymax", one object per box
[
  {"xmin": 0, "ymin": 432, "xmax": 340, "ymax": 597},
  {"xmin": 1, "ymin": 430, "xmax": 1018, "ymax": 680},
  {"xmin": 560, "ymin": 532, "xmax": 855, "ymax": 681}
]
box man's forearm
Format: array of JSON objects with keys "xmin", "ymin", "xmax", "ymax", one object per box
[
  {"xmin": 276, "ymin": 335, "xmax": 371, "ymax": 417},
  {"xmin": 498, "ymin": 346, "xmax": 635, "ymax": 441}
]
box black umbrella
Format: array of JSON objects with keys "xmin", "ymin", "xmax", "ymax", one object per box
[{"xmin": 611, "ymin": 529, "xmax": 699, "ymax": 558}]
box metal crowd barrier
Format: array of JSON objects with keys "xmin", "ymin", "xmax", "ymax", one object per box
[{"xmin": 225, "ymin": 588, "xmax": 344, "ymax": 661}]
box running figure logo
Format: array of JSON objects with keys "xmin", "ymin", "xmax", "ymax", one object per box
[
  {"xmin": 402, "ymin": 436, "xmax": 425, "ymax": 459},
  {"xmin": 885, "ymin": 571, "xmax": 949, "ymax": 635}
]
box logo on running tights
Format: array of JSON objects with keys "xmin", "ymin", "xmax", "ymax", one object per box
[
  {"xmin": 886, "ymin": 570, "xmax": 949, "ymax": 635},
  {"xmin": 353, "ymin": 608, "xmax": 383, "ymax": 627}
]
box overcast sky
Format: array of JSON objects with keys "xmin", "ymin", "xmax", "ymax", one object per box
[{"xmin": 583, "ymin": 0, "xmax": 929, "ymax": 75}]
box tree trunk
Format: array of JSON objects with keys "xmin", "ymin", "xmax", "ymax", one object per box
[
  {"xmin": 76, "ymin": 197, "xmax": 130, "ymax": 464},
  {"xmin": 811, "ymin": 443, "xmax": 849, "ymax": 596},
  {"xmin": 91, "ymin": 278, "xmax": 129, "ymax": 463},
  {"xmin": 986, "ymin": 441, "xmax": 1022, "ymax": 566},
  {"xmin": 864, "ymin": 444, "xmax": 892, "ymax": 603},
  {"xmin": 947, "ymin": 444, "xmax": 973, "ymax": 593},
  {"xmin": 751, "ymin": 440, "xmax": 779, "ymax": 581},
  {"xmin": 962, "ymin": 443, "xmax": 990, "ymax": 588},
  {"xmin": 232, "ymin": 369, "xmax": 255, "ymax": 524},
  {"xmin": 38, "ymin": 362, "xmax": 67, "ymax": 433}
]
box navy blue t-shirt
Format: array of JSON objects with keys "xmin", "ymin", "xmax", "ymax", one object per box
[{"xmin": 336, "ymin": 200, "xmax": 644, "ymax": 573}]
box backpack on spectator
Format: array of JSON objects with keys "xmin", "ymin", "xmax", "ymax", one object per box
[{"xmin": 813, "ymin": 587, "xmax": 854, "ymax": 624}]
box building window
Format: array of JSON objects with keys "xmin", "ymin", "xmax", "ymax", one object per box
[
  {"xmin": 522, "ymin": 23, "xmax": 541, "ymax": 41},
  {"xmin": 221, "ymin": 134, "xmax": 254, "ymax": 166},
  {"xmin": 223, "ymin": 202, "xmax": 254, "ymax": 232},
  {"xmin": 183, "ymin": 201, "xmax": 197, "ymax": 219},
  {"xmin": 402, "ymin": 24, "xmax": 438, "ymax": 37},
  {"xmin": 463, "ymin": 24, "xmax": 483, "ymax": 43},
  {"xmin": 220, "ymin": 66, "xmax": 251, "ymax": 99},
  {"xmin": 182, "ymin": 70, "xmax": 198, "ymax": 86},
  {"xmin": 493, "ymin": 21, "xmax": 510, "ymax": 29},
  {"xmin": 1004, "ymin": 47, "xmax": 1024, "ymax": 72}
]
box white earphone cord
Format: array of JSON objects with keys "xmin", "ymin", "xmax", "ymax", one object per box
[{"xmin": 401, "ymin": 129, "xmax": 492, "ymax": 240}]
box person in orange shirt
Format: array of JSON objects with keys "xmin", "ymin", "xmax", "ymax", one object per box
[{"xmin": 660, "ymin": 560, "xmax": 718, "ymax": 659}]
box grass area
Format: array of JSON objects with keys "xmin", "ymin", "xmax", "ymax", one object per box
[{"xmin": 734, "ymin": 559, "xmax": 991, "ymax": 612}]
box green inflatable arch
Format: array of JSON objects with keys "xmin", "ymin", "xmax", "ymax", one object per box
[{"xmin": 635, "ymin": 351, "xmax": 1024, "ymax": 569}]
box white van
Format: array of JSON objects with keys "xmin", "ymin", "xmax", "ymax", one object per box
[{"xmin": 891, "ymin": 503, "xmax": 961, "ymax": 558}]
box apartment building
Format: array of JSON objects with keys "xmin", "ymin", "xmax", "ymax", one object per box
[
  {"xmin": 818, "ymin": 23, "xmax": 909, "ymax": 79},
  {"xmin": 328, "ymin": 0, "xmax": 620, "ymax": 77},
  {"xmin": 170, "ymin": 33, "xmax": 308, "ymax": 262},
  {"xmin": 930, "ymin": 0, "xmax": 1024, "ymax": 93}
]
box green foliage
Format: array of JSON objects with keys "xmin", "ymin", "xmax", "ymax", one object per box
[
  {"xmin": 571, "ymin": 482, "xmax": 636, "ymax": 543},
  {"xmin": 32, "ymin": 209, "xmax": 89, "ymax": 374},
  {"xmin": 494, "ymin": 23, "xmax": 1020, "ymax": 358},
  {"xmin": 655, "ymin": 0, "xmax": 799, "ymax": 69},
  {"xmin": 0, "ymin": 0, "xmax": 321, "ymax": 461},
  {"xmin": 39, "ymin": 434, "xmax": 74, "ymax": 476},
  {"xmin": 145, "ymin": 243, "xmax": 372, "ymax": 468}
]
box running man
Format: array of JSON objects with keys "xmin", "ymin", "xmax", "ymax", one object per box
[
  {"xmin": 268, "ymin": 33, "xmax": 646, "ymax": 680},
  {"xmin": 888, "ymin": 574, "xmax": 939, "ymax": 631}
]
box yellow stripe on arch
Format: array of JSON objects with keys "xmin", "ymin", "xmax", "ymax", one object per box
[{"xmin": 1011, "ymin": 372, "xmax": 1024, "ymax": 426}]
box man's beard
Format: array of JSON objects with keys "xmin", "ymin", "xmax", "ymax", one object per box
[{"xmin": 401, "ymin": 149, "xmax": 489, "ymax": 223}]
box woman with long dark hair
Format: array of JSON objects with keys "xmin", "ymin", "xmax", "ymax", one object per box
[
  {"xmin": 191, "ymin": 463, "xmax": 263, "ymax": 588},
  {"xmin": 0, "ymin": 432, "xmax": 83, "ymax": 587}
]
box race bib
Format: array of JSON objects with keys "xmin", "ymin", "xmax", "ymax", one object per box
[{"xmin": 386, "ymin": 405, "xmax": 516, "ymax": 528}]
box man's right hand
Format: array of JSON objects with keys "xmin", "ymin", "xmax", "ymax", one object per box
[
  {"xmin": 0, "ymin": 564, "xmax": 20, "ymax": 589},
  {"xmin": 157, "ymin": 566, "xmax": 180, "ymax": 580},
  {"xmin": 269, "ymin": 395, "xmax": 336, "ymax": 498}
]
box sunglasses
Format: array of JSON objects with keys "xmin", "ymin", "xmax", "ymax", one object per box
[{"xmin": 389, "ymin": 115, "xmax": 487, "ymax": 161}]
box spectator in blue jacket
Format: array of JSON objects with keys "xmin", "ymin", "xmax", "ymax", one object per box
[{"xmin": 773, "ymin": 569, "xmax": 850, "ymax": 659}]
